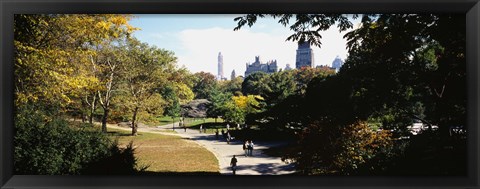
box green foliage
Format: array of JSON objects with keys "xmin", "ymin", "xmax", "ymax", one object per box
[
  {"xmin": 234, "ymin": 14, "xmax": 355, "ymax": 48},
  {"xmin": 206, "ymin": 89, "xmax": 232, "ymax": 119},
  {"xmin": 14, "ymin": 104, "xmax": 146, "ymax": 175},
  {"xmin": 223, "ymin": 100, "xmax": 245, "ymax": 124},
  {"xmin": 292, "ymin": 66, "xmax": 335, "ymax": 95},
  {"xmin": 219, "ymin": 76, "xmax": 243, "ymax": 95},
  {"xmin": 223, "ymin": 95, "xmax": 263, "ymax": 124},
  {"xmin": 82, "ymin": 140, "xmax": 148, "ymax": 175},
  {"xmin": 262, "ymin": 71, "xmax": 296, "ymax": 105},
  {"xmin": 241, "ymin": 72, "xmax": 269, "ymax": 96},
  {"xmin": 235, "ymin": 13, "xmax": 466, "ymax": 175},
  {"xmin": 15, "ymin": 105, "xmax": 108, "ymax": 174},
  {"xmin": 285, "ymin": 120, "xmax": 394, "ymax": 175},
  {"xmin": 162, "ymin": 85, "xmax": 181, "ymax": 118},
  {"xmin": 14, "ymin": 14, "xmax": 135, "ymax": 108},
  {"xmin": 192, "ymin": 72, "xmax": 218, "ymax": 99}
]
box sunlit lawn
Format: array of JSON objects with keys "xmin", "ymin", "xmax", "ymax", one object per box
[
  {"xmin": 106, "ymin": 127, "xmax": 219, "ymax": 173},
  {"xmin": 157, "ymin": 116, "xmax": 226, "ymax": 133}
]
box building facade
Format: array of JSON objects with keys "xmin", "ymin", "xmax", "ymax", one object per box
[
  {"xmin": 295, "ymin": 42, "xmax": 315, "ymax": 69},
  {"xmin": 245, "ymin": 56, "xmax": 278, "ymax": 76}
]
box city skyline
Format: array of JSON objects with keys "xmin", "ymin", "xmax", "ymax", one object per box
[{"xmin": 129, "ymin": 14, "xmax": 358, "ymax": 77}]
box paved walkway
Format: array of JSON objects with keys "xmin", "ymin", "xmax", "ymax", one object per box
[{"xmin": 108, "ymin": 122, "xmax": 296, "ymax": 175}]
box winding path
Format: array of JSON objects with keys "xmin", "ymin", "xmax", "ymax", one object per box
[{"xmin": 108, "ymin": 122, "xmax": 296, "ymax": 175}]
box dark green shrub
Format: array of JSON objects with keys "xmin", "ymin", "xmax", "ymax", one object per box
[{"xmin": 14, "ymin": 105, "xmax": 145, "ymax": 175}]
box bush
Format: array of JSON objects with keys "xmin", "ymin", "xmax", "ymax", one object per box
[
  {"xmin": 284, "ymin": 120, "xmax": 395, "ymax": 175},
  {"xmin": 14, "ymin": 105, "xmax": 144, "ymax": 175}
]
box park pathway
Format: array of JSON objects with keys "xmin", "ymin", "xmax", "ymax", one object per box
[{"xmin": 107, "ymin": 122, "xmax": 296, "ymax": 175}]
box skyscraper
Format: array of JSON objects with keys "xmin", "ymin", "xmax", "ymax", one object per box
[
  {"xmin": 331, "ymin": 55, "xmax": 344, "ymax": 73},
  {"xmin": 231, "ymin": 70, "xmax": 236, "ymax": 80},
  {"xmin": 295, "ymin": 42, "xmax": 315, "ymax": 69},
  {"xmin": 217, "ymin": 52, "xmax": 224, "ymax": 80}
]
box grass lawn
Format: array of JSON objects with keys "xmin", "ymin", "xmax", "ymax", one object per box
[
  {"xmin": 182, "ymin": 118, "xmax": 233, "ymax": 134},
  {"xmin": 106, "ymin": 127, "xmax": 219, "ymax": 174},
  {"xmin": 156, "ymin": 116, "xmax": 178, "ymax": 126}
]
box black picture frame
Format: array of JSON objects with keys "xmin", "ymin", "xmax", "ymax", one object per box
[{"xmin": 1, "ymin": 0, "xmax": 479, "ymax": 188}]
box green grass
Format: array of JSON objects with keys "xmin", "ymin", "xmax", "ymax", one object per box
[
  {"xmin": 156, "ymin": 116, "xmax": 177, "ymax": 126},
  {"xmin": 104, "ymin": 127, "xmax": 219, "ymax": 173}
]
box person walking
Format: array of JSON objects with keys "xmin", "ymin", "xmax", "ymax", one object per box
[
  {"xmin": 247, "ymin": 140, "xmax": 254, "ymax": 156},
  {"xmin": 226, "ymin": 131, "xmax": 231, "ymax": 144},
  {"xmin": 199, "ymin": 125, "xmax": 203, "ymax": 133},
  {"xmin": 215, "ymin": 129, "xmax": 219, "ymax": 139},
  {"xmin": 230, "ymin": 155, "xmax": 238, "ymax": 175},
  {"xmin": 243, "ymin": 141, "xmax": 248, "ymax": 157}
]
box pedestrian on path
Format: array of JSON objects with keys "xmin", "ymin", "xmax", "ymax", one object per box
[
  {"xmin": 184, "ymin": 125, "xmax": 187, "ymax": 132},
  {"xmin": 243, "ymin": 141, "xmax": 248, "ymax": 157},
  {"xmin": 226, "ymin": 131, "xmax": 231, "ymax": 144},
  {"xmin": 247, "ymin": 140, "xmax": 254, "ymax": 156},
  {"xmin": 215, "ymin": 129, "xmax": 219, "ymax": 139},
  {"xmin": 200, "ymin": 125, "xmax": 203, "ymax": 133},
  {"xmin": 230, "ymin": 155, "xmax": 238, "ymax": 175},
  {"xmin": 226, "ymin": 124, "xmax": 230, "ymax": 130}
]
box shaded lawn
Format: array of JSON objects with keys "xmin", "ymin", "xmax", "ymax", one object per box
[{"xmin": 106, "ymin": 128, "xmax": 219, "ymax": 173}]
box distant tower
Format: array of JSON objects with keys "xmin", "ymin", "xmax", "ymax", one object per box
[
  {"xmin": 331, "ymin": 55, "xmax": 344, "ymax": 73},
  {"xmin": 218, "ymin": 52, "xmax": 224, "ymax": 80},
  {"xmin": 285, "ymin": 64, "xmax": 292, "ymax": 71},
  {"xmin": 231, "ymin": 70, "xmax": 236, "ymax": 80},
  {"xmin": 295, "ymin": 42, "xmax": 315, "ymax": 69}
]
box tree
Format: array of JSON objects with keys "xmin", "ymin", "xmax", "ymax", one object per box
[
  {"xmin": 241, "ymin": 72, "xmax": 269, "ymax": 96},
  {"xmin": 262, "ymin": 71, "xmax": 296, "ymax": 106},
  {"xmin": 120, "ymin": 38, "xmax": 177, "ymax": 136},
  {"xmin": 219, "ymin": 76, "xmax": 243, "ymax": 95},
  {"xmin": 234, "ymin": 14, "xmax": 466, "ymax": 175},
  {"xmin": 92, "ymin": 42, "xmax": 128, "ymax": 133},
  {"xmin": 14, "ymin": 14, "xmax": 136, "ymax": 133},
  {"xmin": 162, "ymin": 85, "xmax": 181, "ymax": 128},
  {"xmin": 234, "ymin": 14, "xmax": 355, "ymax": 47},
  {"xmin": 292, "ymin": 67, "xmax": 335, "ymax": 95},
  {"xmin": 235, "ymin": 14, "xmax": 466, "ymax": 136},
  {"xmin": 206, "ymin": 89, "xmax": 231, "ymax": 122},
  {"xmin": 223, "ymin": 95, "xmax": 263, "ymax": 124},
  {"xmin": 13, "ymin": 14, "xmax": 140, "ymax": 175},
  {"xmin": 285, "ymin": 120, "xmax": 394, "ymax": 175},
  {"xmin": 192, "ymin": 72, "xmax": 218, "ymax": 99}
]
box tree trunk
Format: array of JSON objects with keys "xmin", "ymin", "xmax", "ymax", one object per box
[
  {"xmin": 81, "ymin": 111, "xmax": 86, "ymax": 123},
  {"xmin": 89, "ymin": 95, "xmax": 96, "ymax": 124},
  {"xmin": 101, "ymin": 108, "xmax": 109, "ymax": 133},
  {"xmin": 172, "ymin": 117, "xmax": 175, "ymax": 130},
  {"xmin": 132, "ymin": 107, "xmax": 139, "ymax": 136}
]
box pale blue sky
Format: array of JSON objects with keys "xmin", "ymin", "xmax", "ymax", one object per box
[{"xmin": 129, "ymin": 14, "xmax": 356, "ymax": 77}]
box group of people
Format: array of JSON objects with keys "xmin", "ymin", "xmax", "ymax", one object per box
[
  {"xmin": 216, "ymin": 128, "xmax": 233, "ymax": 144},
  {"xmin": 242, "ymin": 140, "xmax": 255, "ymax": 157},
  {"xmin": 199, "ymin": 125, "xmax": 207, "ymax": 133},
  {"xmin": 229, "ymin": 140, "xmax": 255, "ymax": 175}
]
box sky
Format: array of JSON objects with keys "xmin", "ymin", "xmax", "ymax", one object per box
[{"xmin": 129, "ymin": 14, "xmax": 358, "ymax": 78}]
